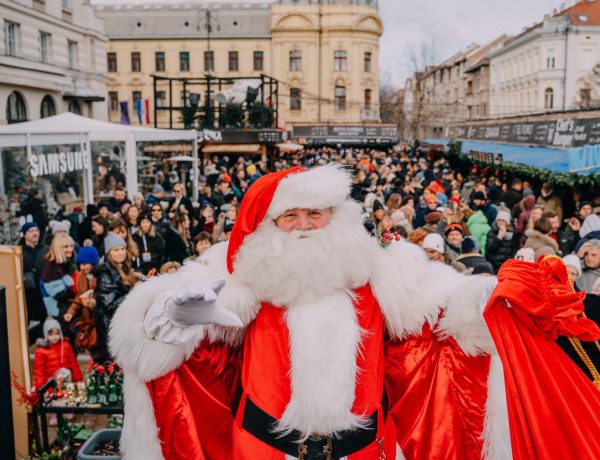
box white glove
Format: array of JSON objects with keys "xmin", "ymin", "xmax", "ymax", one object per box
[
  {"xmin": 166, "ymin": 278, "xmax": 242, "ymax": 328},
  {"xmin": 144, "ymin": 278, "xmax": 243, "ymax": 345}
]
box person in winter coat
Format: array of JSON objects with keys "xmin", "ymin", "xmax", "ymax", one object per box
[
  {"xmin": 93, "ymin": 233, "xmax": 139, "ymax": 364},
  {"xmin": 63, "ymin": 245, "xmax": 100, "ymax": 359},
  {"xmin": 486, "ymin": 210, "xmax": 518, "ymax": 274},
  {"xmin": 523, "ymin": 214, "xmax": 560, "ymax": 259},
  {"xmin": 163, "ymin": 212, "xmax": 191, "ymax": 263},
  {"xmin": 456, "ymin": 236, "xmax": 488, "ymax": 271},
  {"xmin": 574, "ymin": 214, "xmax": 600, "ymax": 255},
  {"xmin": 536, "ymin": 182, "xmax": 563, "ymax": 222},
  {"xmin": 500, "ymin": 178, "xmax": 523, "ymax": 211},
  {"xmin": 466, "ymin": 208, "xmax": 491, "ymax": 256},
  {"xmin": 91, "ymin": 216, "xmax": 109, "ymax": 257},
  {"xmin": 109, "ymin": 219, "xmax": 140, "ymax": 271},
  {"xmin": 40, "ymin": 234, "xmax": 77, "ymax": 319},
  {"xmin": 514, "ymin": 195, "xmax": 537, "ymax": 235},
  {"xmin": 33, "ymin": 318, "xmax": 82, "ymax": 394},
  {"xmin": 471, "ymin": 191, "xmax": 497, "ymax": 226},
  {"xmin": 19, "ymin": 222, "xmax": 48, "ymax": 342},
  {"xmin": 576, "ymin": 239, "xmax": 600, "ymax": 294},
  {"xmin": 133, "ymin": 213, "xmax": 165, "ymax": 274},
  {"xmin": 77, "ymin": 204, "xmax": 98, "ymax": 245},
  {"xmin": 167, "ymin": 182, "xmax": 194, "ymax": 219}
]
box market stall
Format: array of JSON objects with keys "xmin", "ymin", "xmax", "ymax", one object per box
[{"xmin": 0, "ymin": 113, "xmax": 198, "ymax": 242}]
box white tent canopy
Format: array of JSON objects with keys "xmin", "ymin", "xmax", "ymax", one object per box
[{"xmin": 0, "ymin": 113, "xmax": 198, "ymax": 201}]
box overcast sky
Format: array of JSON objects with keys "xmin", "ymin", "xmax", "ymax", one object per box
[
  {"xmin": 379, "ymin": 0, "xmax": 571, "ymax": 87},
  {"xmin": 93, "ymin": 0, "xmax": 573, "ymax": 88}
]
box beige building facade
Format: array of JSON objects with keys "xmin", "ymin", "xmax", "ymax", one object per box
[
  {"xmin": 0, "ymin": 0, "xmax": 107, "ymax": 125},
  {"xmin": 95, "ymin": 0, "xmax": 382, "ymax": 129}
]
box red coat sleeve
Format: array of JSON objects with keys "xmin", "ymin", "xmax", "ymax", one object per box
[
  {"xmin": 63, "ymin": 341, "xmax": 83, "ymax": 382},
  {"xmin": 33, "ymin": 347, "xmax": 48, "ymax": 390}
]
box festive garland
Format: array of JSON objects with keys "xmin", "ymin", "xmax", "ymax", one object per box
[{"xmin": 447, "ymin": 141, "xmax": 600, "ymax": 187}]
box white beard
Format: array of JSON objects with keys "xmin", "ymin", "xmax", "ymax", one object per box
[
  {"xmin": 232, "ymin": 200, "xmax": 381, "ymax": 434},
  {"xmin": 233, "ymin": 200, "xmax": 377, "ymax": 306}
]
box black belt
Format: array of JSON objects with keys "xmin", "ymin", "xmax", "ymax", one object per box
[{"xmin": 241, "ymin": 397, "xmax": 378, "ymax": 459}]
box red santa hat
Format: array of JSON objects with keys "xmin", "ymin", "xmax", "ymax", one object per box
[{"xmin": 226, "ymin": 164, "xmax": 352, "ymax": 273}]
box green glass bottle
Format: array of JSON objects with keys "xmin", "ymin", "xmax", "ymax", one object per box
[
  {"xmin": 86, "ymin": 374, "xmax": 97, "ymax": 404},
  {"xmin": 108, "ymin": 374, "xmax": 118, "ymax": 406},
  {"xmin": 97, "ymin": 375, "xmax": 108, "ymax": 406}
]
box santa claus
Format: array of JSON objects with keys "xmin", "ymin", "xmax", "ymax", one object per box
[{"xmin": 110, "ymin": 165, "xmax": 600, "ymax": 460}]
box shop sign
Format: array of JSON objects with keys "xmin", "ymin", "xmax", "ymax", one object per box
[{"xmin": 28, "ymin": 151, "xmax": 90, "ymax": 177}]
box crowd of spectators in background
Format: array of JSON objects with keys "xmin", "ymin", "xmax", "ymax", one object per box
[{"xmin": 17, "ymin": 144, "xmax": 600, "ymax": 371}]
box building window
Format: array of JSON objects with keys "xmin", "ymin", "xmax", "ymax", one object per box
[
  {"xmin": 131, "ymin": 52, "xmax": 141, "ymax": 72},
  {"xmin": 156, "ymin": 91, "xmax": 167, "ymax": 108},
  {"xmin": 62, "ymin": 0, "xmax": 72, "ymax": 9},
  {"xmin": 67, "ymin": 40, "xmax": 78, "ymax": 69},
  {"xmin": 289, "ymin": 50, "xmax": 302, "ymax": 71},
  {"xmin": 155, "ymin": 52, "xmax": 165, "ymax": 71},
  {"xmin": 334, "ymin": 86, "xmax": 346, "ymax": 111},
  {"xmin": 204, "ymin": 51, "xmax": 214, "ymax": 72},
  {"xmin": 544, "ymin": 88, "xmax": 554, "ymax": 109},
  {"xmin": 5, "ymin": 21, "xmax": 20, "ymax": 57},
  {"xmin": 228, "ymin": 51, "xmax": 239, "ymax": 71},
  {"xmin": 180, "ymin": 90, "xmax": 190, "ymax": 107},
  {"xmin": 68, "ymin": 100, "xmax": 81, "ymax": 115},
  {"xmin": 467, "ymin": 80, "xmax": 473, "ymax": 95},
  {"xmin": 253, "ymin": 51, "xmax": 264, "ymax": 71},
  {"xmin": 40, "ymin": 32, "xmax": 51, "ymax": 63},
  {"xmin": 290, "ymin": 88, "xmax": 301, "ymax": 110},
  {"xmin": 109, "ymin": 91, "xmax": 119, "ymax": 112},
  {"xmin": 364, "ymin": 51, "xmax": 372, "ymax": 73},
  {"xmin": 364, "ymin": 88, "xmax": 372, "ymax": 110},
  {"xmin": 107, "ymin": 52, "xmax": 117, "ymax": 72},
  {"xmin": 179, "ymin": 51, "xmax": 190, "ymax": 71},
  {"xmin": 546, "ymin": 50, "xmax": 555, "ymax": 69},
  {"xmin": 334, "ymin": 50, "xmax": 347, "ymax": 71},
  {"xmin": 40, "ymin": 95, "xmax": 56, "ymax": 118},
  {"xmin": 6, "ymin": 91, "xmax": 27, "ymax": 123}
]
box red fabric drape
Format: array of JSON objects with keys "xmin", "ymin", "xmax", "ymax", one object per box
[
  {"xmin": 384, "ymin": 323, "xmax": 490, "ymax": 460},
  {"xmin": 146, "ymin": 339, "xmax": 241, "ymax": 460},
  {"xmin": 484, "ymin": 257, "xmax": 600, "ymax": 460}
]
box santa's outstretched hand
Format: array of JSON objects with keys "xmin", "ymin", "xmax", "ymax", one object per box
[{"xmin": 144, "ymin": 277, "xmax": 242, "ymax": 345}]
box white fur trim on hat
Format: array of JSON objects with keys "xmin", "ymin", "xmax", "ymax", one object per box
[{"xmin": 266, "ymin": 164, "xmax": 351, "ymax": 219}]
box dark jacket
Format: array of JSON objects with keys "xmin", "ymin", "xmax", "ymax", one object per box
[
  {"xmin": 167, "ymin": 196, "xmax": 194, "ymax": 218},
  {"xmin": 20, "ymin": 240, "xmax": 48, "ymax": 321},
  {"xmin": 93, "ymin": 262, "xmax": 133, "ymax": 363},
  {"xmin": 133, "ymin": 231, "xmax": 165, "ymax": 274},
  {"xmin": 500, "ymin": 188, "xmax": 523, "ymax": 211},
  {"xmin": 485, "ymin": 226, "xmax": 518, "ymax": 274},
  {"xmin": 456, "ymin": 253, "xmax": 488, "ymax": 271},
  {"xmin": 163, "ymin": 227, "xmax": 190, "ymax": 264}
]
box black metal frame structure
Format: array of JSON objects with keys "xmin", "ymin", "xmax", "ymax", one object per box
[{"xmin": 152, "ymin": 73, "xmax": 279, "ymax": 130}]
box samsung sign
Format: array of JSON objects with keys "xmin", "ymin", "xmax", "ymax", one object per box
[{"xmin": 29, "ymin": 151, "xmax": 90, "ymax": 177}]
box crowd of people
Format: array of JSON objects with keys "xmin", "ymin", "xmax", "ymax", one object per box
[{"xmin": 18, "ymin": 144, "xmax": 600, "ymax": 386}]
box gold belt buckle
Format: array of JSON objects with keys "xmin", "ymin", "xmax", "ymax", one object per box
[{"xmin": 298, "ymin": 433, "xmax": 333, "ymax": 460}]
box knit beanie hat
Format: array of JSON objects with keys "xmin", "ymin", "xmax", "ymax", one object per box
[
  {"xmin": 152, "ymin": 184, "xmax": 164, "ymax": 194},
  {"xmin": 104, "ymin": 232, "xmax": 127, "ymax": 255},
  {"xmin": 49, "ymin": 220, "xmax": 71, "ymax": 235},
  {"xmin": 76, "ymin": 246, "xmax": 100, "ymax": 265},
  {"xmin": 461, "ymin": 236, "xmax": 480, "ymax": 254},
  {"xmin": 21, "ymin": 221, "xmax": 39, "ymax": 235},
  {"xmin": 423, "ymin": 233, "xmax": 445, "ymax": 253},
  {"xmin": 562, "ymin": 254, "xmax": 582, "ymax": 278},
  {"xmin": 496, "ymin": 210, "xmax": 512, "ymax": 225},
  {"xmin": 43, "ymin": 318, "xmax": 62, "ymax": 340}
]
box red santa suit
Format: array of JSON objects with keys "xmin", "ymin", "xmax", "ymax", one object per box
[{"xmin": 110, "ymin": 165, "xmax": 511, "ymax": 460}]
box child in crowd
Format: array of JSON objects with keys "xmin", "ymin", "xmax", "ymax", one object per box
[
  {"xmin": 160, "ymin": 261, "xmax": 182, "ymax": 274},
  {"xmin": 64, "ymin": 244, "xmax": 100, "ymax": 359},
  {"xmin": 33, "ymin": 318, "xmax": 83, "ymax": 424}
]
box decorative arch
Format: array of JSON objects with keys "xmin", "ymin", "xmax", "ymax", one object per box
[
  {"xmin": 274, "ymin": 13, "xmax": 316, "ymax": 30},
  {"xmin": 352, "ymin": 14, "xmax": 384, "ymax": 34}
]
